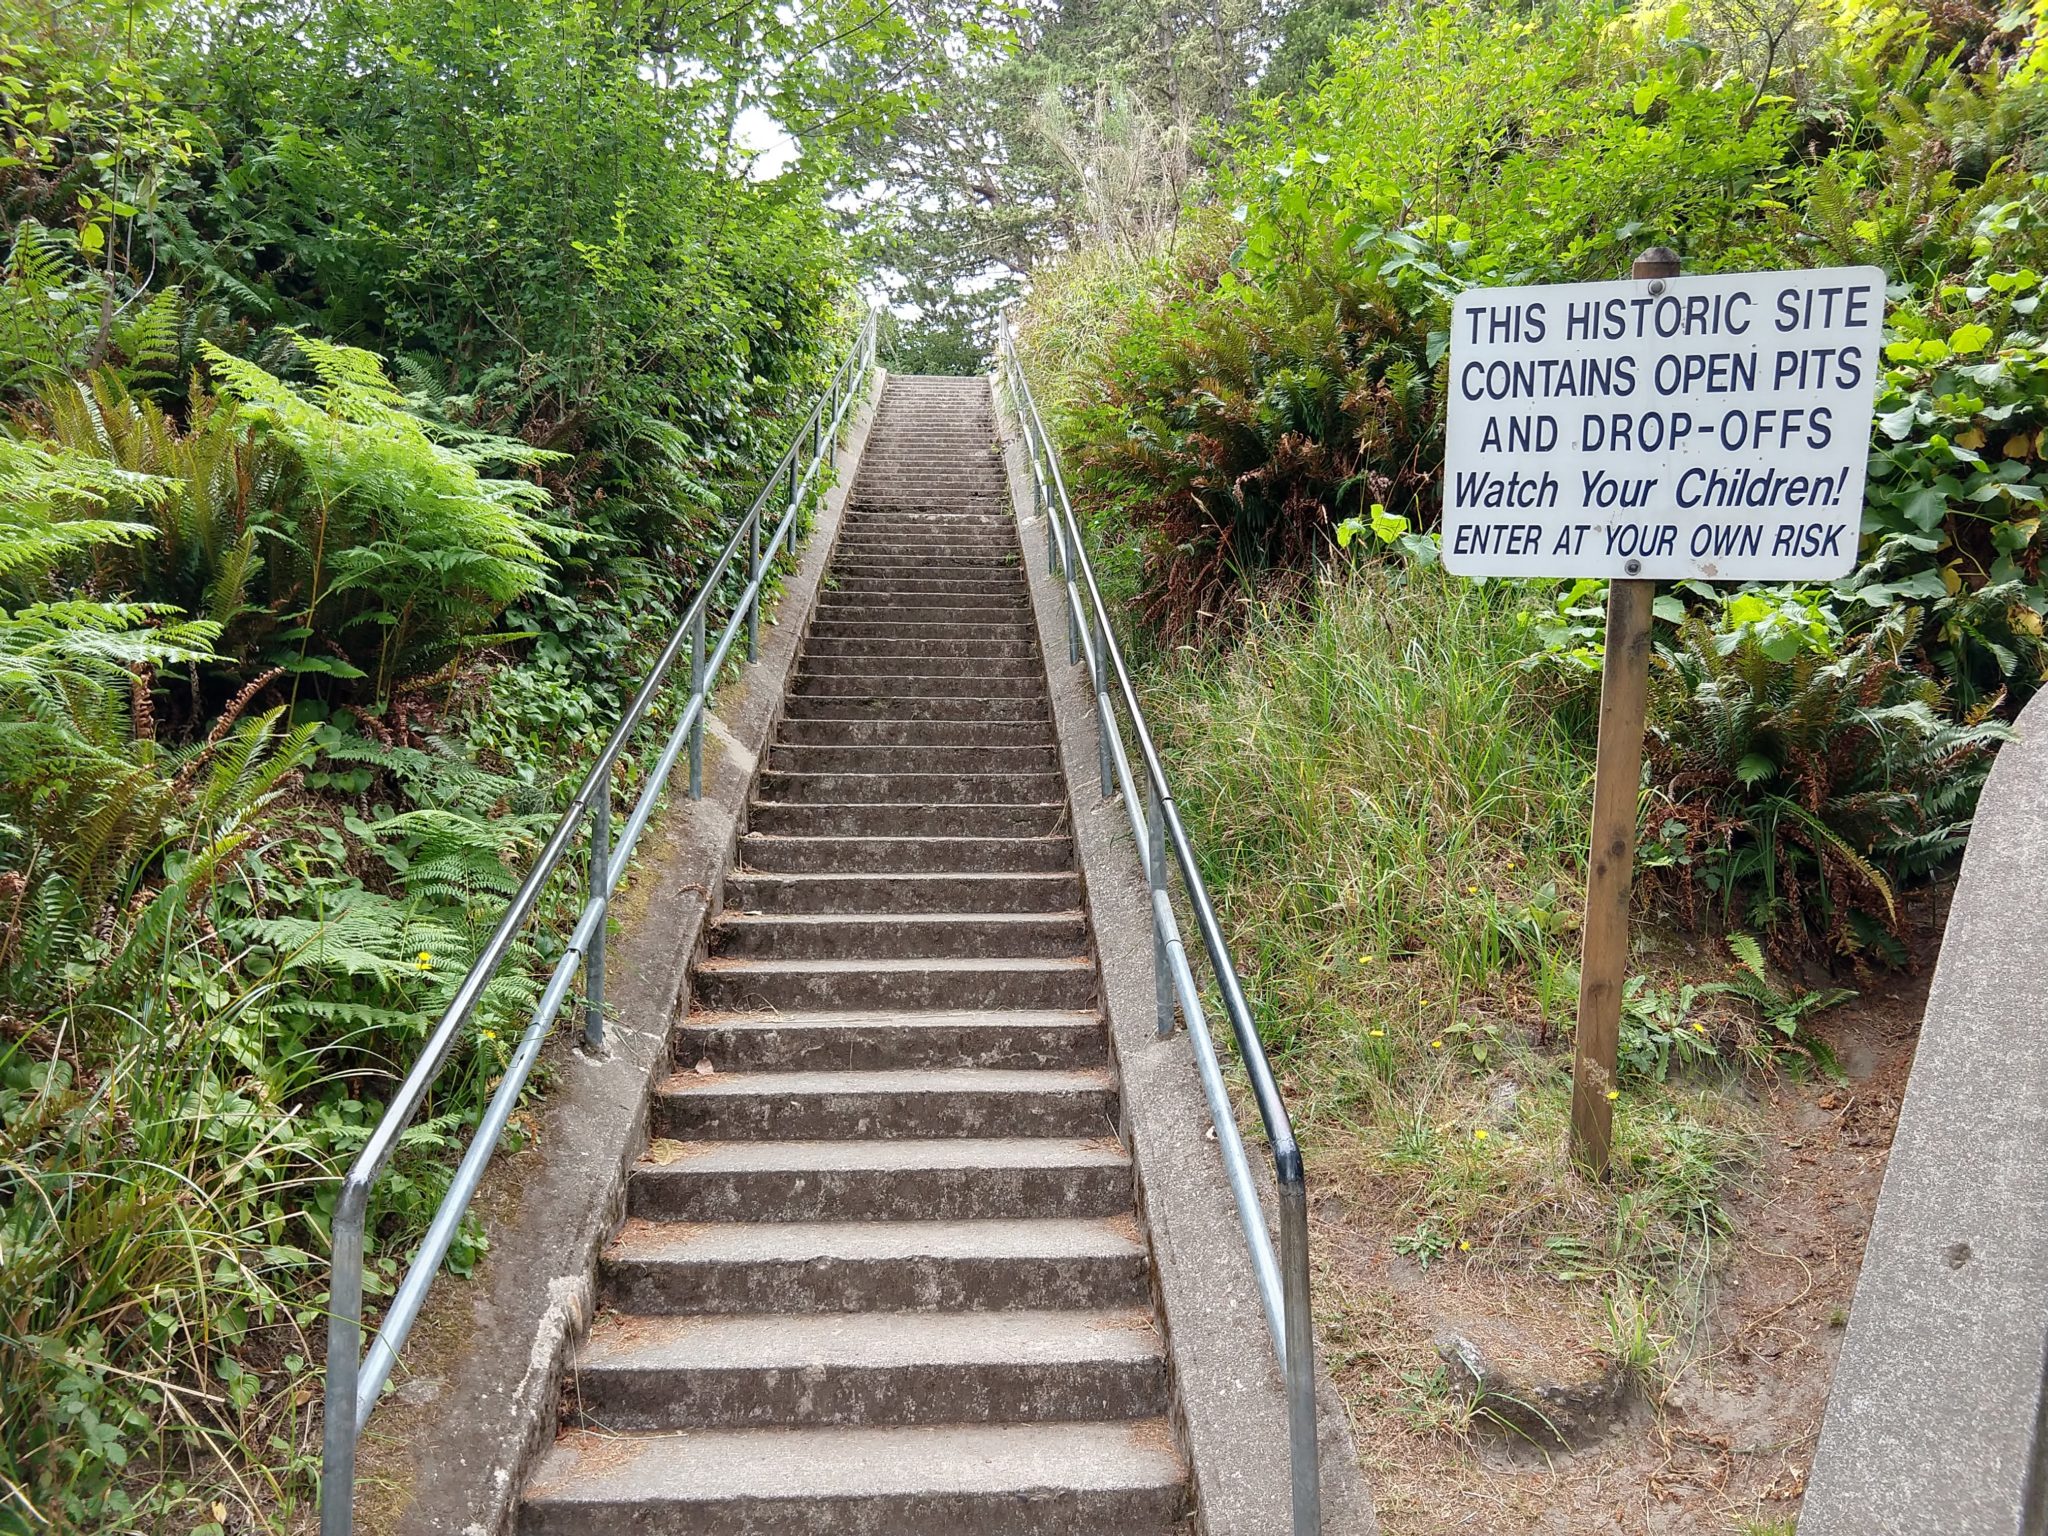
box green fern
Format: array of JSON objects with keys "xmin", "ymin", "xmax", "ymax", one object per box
[{"xmin": 1645, "ymin": 609, "xmax": 2011, "ymax": 952}]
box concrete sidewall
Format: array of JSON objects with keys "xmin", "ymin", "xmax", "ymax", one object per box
[
  {"xmin": 1804, "ymin": 687, "xmax": 2048, "ymax": 1535},
  {"xmin": 996, "ymin": 377, "xmax": 1376, "ymax": 1536}
]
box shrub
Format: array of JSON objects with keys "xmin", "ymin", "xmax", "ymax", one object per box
[{"xmin": 1642, "ymin": 608, "xmax": 2008, "ymax": 955}]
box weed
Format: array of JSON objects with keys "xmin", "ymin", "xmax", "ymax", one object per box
[
  {"xmin": 1391, "ymin": 1223, "xmax": 1453, "ymax": 1269},
  {"xmin": 1393, "ymin": 1366, "xmax": 1473, "ymax": 1434}
]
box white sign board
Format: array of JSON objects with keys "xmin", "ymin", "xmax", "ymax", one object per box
[{"xmin": 1442, "ymin": 266, "xmax": 1886, "ymax": 580}]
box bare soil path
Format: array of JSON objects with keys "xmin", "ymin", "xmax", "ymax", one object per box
[{"xmin": 1313, "ymin": 968, "xmax": 1928, "ymax": 1535}]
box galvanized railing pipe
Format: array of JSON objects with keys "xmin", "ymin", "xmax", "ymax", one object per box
[
  {"xmin": 994, "ymin": 318, "xmax": 1321, "ymax": 1536},
  {"xmin": 317, "ymin": 308, "xmax": 878, "ymax": 1536}
]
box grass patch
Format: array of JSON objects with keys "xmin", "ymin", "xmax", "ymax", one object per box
[{"xmin": 1143, "ymin": 560, "xmax": 1816, "ymax": 1387}]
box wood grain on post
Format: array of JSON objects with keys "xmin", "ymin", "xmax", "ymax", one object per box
[{"xmin": 1568, "ymin": 245, "xmax": 1680, "ymax": 1177}]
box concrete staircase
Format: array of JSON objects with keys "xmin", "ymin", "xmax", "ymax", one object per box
[{"xmin": 519, "ymin": 376, "xmax": 1192, "ymax": 1534}]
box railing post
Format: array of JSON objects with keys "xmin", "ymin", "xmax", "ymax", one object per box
[
  {"xmin": 583, "ymin": 790, "xmax": 610, "ymax": 1051},
  {"xmin": 688, "ymin": 604, "xmax": 706, "ymax": 799},
  {"xmin": 319, "ymin": 1190, "xmax": 367, "ymax": 1536},
  {"xmin": 1064, "ymin": 512, "xmax": 1081, "ymax": 667},
  {"xmin": 746, "ymin": 508, "xmax": 762, "ymax": 663},
  {"xmin": 1280, "ymin": 1173, "xmax": 1322, "ymax": 1536},
  {"xmin": 1148, "ymin": 790, "xmax": 1174, "ymax": 1038},
  {"xmin": 1095, "ymin": 681, "xmax": 1116, "ymax": 800}
]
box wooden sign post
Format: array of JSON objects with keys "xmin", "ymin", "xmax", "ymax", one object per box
[
  {"xmin": 1567, "ymin": 246, "xmax": 1677, "ymax": 1176},
  {"xmin": 1437, "ymin": 246, "xmax": 1886, "ymax": 1179}
]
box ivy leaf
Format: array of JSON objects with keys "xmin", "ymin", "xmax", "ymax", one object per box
[
  {"xmin": 1949, "ymin": 323, "xmax": 1994, "ymax": 355},
  {"xmin": 1901, "ymin": 487, "xmax": 1949, "ymax": 530}
]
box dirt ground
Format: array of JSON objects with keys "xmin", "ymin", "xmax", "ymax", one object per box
[{"xmin": 1313, "ymin": 964, "xmax": 1929, "ymax": 1536}]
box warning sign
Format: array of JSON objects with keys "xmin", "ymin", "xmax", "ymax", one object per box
[{"xmin": 1441, "ymin": 266, "xmax": 1886, "ymax": 580}]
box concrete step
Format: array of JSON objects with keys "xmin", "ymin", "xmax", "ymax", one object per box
[
  {"xmin": 710, "ymin": 911, "xmax": 1086, "ymax": 961},
  {"xmin": 745, "ymin": 802, "xmax": 1066, "ymax": 839},
  {"xmin": 600, "ymin": 1216, "xmax": 1151, "ymax": 1314},
  {"xmin": 843, "ymin": 505, "xmax": 1011, "ymax": 524},
  {"xmin": 804, "ymin": 639, "xmax": 1040, "ymax": 663},
  {"xmin": 782, "ymin": 697, "xmax": 1049, "ymax": 726},
  {"xmin": 723, "ymin": 871, "xmax": 1078, "ymax": 914},
  {"xmin": 673, "ymin": 1007, "xmax": 1104, "ymax": 1070},
  {"xmin": 520, "ymin": 1420, "xmax": 1189, "ymax": 1536},
  {"xmin": 815, "ymin": 593, "xmax": 1033, "ymax": 619},
  {"xmin": 804, "ymin": 622, "xmax": 1041, "ymax": 645},
  {"xmin": 765, "ymin": 744, "xmax": 1060, "ymax": 776},
  {"xmin": 847, "ymin": 479, "xmax": 1007, "ymax": 489},
  {"xmin": 812, "ymin": 606, "xmax": 1034, "ymax": 631},
  {"xmin": 794, "ymin": 655, "xmax": 1042, "ymax": 682},
  {"xmin": 738, "ymin": 833, "xmax": 1074, "ymax": 874},
  {"xmin": 832, "ymin": 549, "xmax": 1019, "ymax": 568},
  {"xmin": 754, "ymin": 770, "xmax": 1064, "ymax": 806},
  {"xmin": 844, "ymin": 494, "xmax": 1009, "ymax": 509},
  {"xmin": 781, "ymin": 694, "xmax": 1049, "ymax": 724},
  {"xmin": 825, "ymin": 573, "xmax": 1024, "ymax": 595},
  {"xmin": 773, "ymin": 718, "xmax": 1055, "ymax": 748},
  {"xmin": 568, "ymin": 1308, "xmax": 1168, "ymax": 1430},
  {"xmin": 850, "ymin": 480, "xmax": 1005, "ymax": 492},
  {"xmin": 626, "ymin": 1135, "xmax": 1130, "ymax": 1221},
  {"xmin": 803, "ymin": 641, "xmax": 1039, "ymax": 668},
  {"xmin": 817, "ymin": 573, "xmax": 1026, "ymax": 595},
  {"xmin": 842, "ymin": 519, "xmax": 1014, "ymax": 538},
  {"xmin": 831, "ymin": 547, "xmax": 1015, "ymax": 564},
  {"xmin": 791, "ymin": 673, "xmax": 1046, "ymax": 700},
  {"xmin": 650, "ymin": 1066, "xmax": 1117, "ymax": 1140},
  {"xmin": 692, "ymin": 954, "xmax": 1095, "ymax": 1012},
  {"xmin": 827, "ymin": 577, "xmax": 1032, "ymax": 602},
  {"xmin": 822, "ymin": 589, "xmax": 1027, "ymax": 611},
  {"xmin": 828, "ymin": 553, "xmax": 1018, "ymax": 571}
]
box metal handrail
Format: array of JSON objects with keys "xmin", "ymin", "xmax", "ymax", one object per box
[
  {"xmin": 317, "ymin": 308, "xmax": 879, "ymax": 1536},
  {"xmin": 994, "ymin": 318, "xmax": 1322, "ymax": 1535}
]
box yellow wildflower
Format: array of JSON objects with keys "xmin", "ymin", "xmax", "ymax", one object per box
[
  {"xmin": 1605, "ymin": 1088, "xmax": 1620, "ymax": 1101},
  {"xmin": 1473, "ymin": 1128, "xmax": 1489, "ymax": 1143},
  {"xmin": 1429, "ymin": 1038, "xmax": 1444, "ymax": 1050},
  {"xmin": 416, "ymin": 951, "xmax": 434, "ymax": 970}
]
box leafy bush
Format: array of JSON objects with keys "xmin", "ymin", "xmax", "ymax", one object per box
[
  {"xmin": 1642, "ymin": 608, "xmax": 2007, "ymax": 954},
  {"xmin": 1023, "ymin": 0, "xmax": 2048, "ymax": 958},
  {"xmin": 1023, "ymin": 0, "xmax": 1812, "ymax": 637}
]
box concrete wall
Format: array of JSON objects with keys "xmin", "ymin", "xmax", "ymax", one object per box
[{"xmin": 1803, "ymin": 687, "xmax": 2048, "ymax": 1535}]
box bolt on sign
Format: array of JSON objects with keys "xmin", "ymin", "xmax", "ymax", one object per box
[{"xmin": 1442, "ymin": 266, "xmax": 1887, "ymax": 581}]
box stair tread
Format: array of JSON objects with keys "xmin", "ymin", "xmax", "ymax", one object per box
[
  {"xmin": 695, "ymin": 955, "xmax": 1091, "ymax": 974},
  {"xmin": 717, "ymin": 911, "xmax": 1081, "ymax": 928},
  {"xmin": 657, "ymin": 1066, "xmax": 1112, "ymax": 1098},
  {"xmin": 726, "ymin": 873, "xmax": 1075, "ymax": 890},
  {"xmin": 634, "ymin": 1133, "xmax": 1125, "ymax": 1172},
  {"xmin": 578, "ymin": 1307, "xmax": 1162, "ymax": 1372},
  {"xmin": 609, "ymin": 1215, "xmax": 1146, "ymax": 1265},
  {"xmin": 525, "ymin": 1418, "xmax": 1186, "ymax": 1504}
]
